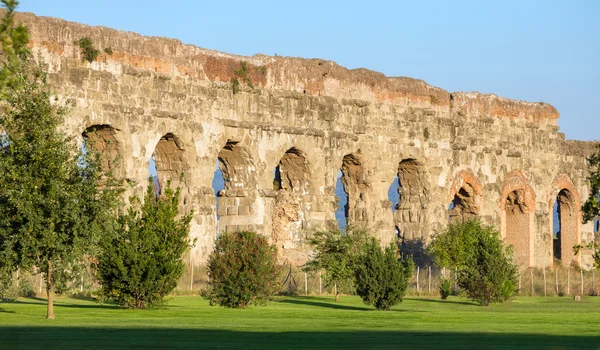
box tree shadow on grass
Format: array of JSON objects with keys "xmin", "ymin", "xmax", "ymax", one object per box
[
  {"xmin": 405, "ymin": 297, "xmax": 477, "ymax": 306},
  {"xmin": 13, "ymin": 298, "xmax": 119, "ymax": 310},
  {"xmin": 0, "ymin": 307, "xmax": 15, "ymax": 313},
  {"xmin": 0, "ymin": 326, "xmax": 598, "ymax": 350},
  {"xmin": 278, "ymin": 297, "xmax": 371, "ymax": 311},
  {"xmin": 279, "ymin": 297, "xmax": 424, "ymax": 312}
]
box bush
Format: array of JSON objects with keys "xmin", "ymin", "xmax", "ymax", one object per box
[
  {"xmin": 439, "ymin": 278, "xmax": 451, "ymax": 300},
  {"xmin": 354, "ymin": 239, "xmax": 414, "ymax": 311},
  {"xmin": 97, "ymin": 179, "xmax": 193, "ymax": 309},
  {"xmin": 303, "ymin": 227, "xmax": 370, "ymax": 302},
  {"xmin": 203, "ymin": 231, "xmax": 279, "ymax": 308},
  {"xmin": 428, "ymin": 219, "xmax": 518, "ymax": 306}
]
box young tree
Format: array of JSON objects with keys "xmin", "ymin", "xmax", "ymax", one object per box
[
  {"xmin": 428, "ymin": 219, "xmax": 518, "ymax": 306},
  {"xmin": 0, "ymin": 0, "xmax": 123, "ymax": 319},
  {"xmin": 303, "ymin": 227, "xmax": 369, "ymax": 302},
  {"xmin": 97, "ymin": 180, "xmax": 193, "ymax": 309},
  {"xmin": 204, "ymin": 230, "xmax": 279, "ymax": 308},
  {"xmin": 354, "ymin": 239, "xmax": 414, "ymax": 311}
]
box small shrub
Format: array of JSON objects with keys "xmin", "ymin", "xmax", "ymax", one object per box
[
  {"xmin": 303, "ymin": 227, "xmax": 370, "ymax": 302},
  {"xmin": 203, "ymin": 231, "xmax": 279, "ymax": 308},
  {"xmin": 429, "ymin": 219, "xmax": 518, "ymax": 306},
  {"xmin": 76, "ymin": 37, "xmax": 100, "ymax": 63},
  {"xmin": 354, "ymin": 239, "xmax": 414, "ymax": 311},
  {"xmin": 97, "ymin": 179, "xmax": 193, "ymax": 309},
  {"xmin": 103, "ymin": 47, "xmax": 113, "ymax": 55},
  {"xmin": 439, "ymin": 278, "xmax": 451, "ymax": 300}
]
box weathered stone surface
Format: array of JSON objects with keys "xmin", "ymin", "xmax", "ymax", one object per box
[{"xmin": 15, "ymin": 12, "xmax": 598, "ymax": 268}]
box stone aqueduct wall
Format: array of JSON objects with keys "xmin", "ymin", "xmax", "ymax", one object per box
[{"xmin": 16, "ymin": 12, "xmax": 598, "ymax": 267}]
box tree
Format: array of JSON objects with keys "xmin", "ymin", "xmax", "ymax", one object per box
[
  {"xmin": 97, "ymin": 179, "xmax": 193, "ymax": 309},
  {"xmin": 428, "ymin": 219, "xmax": 518, "ymax": 306},
  {"xmin": 303, "ymin": 227, "xmax": 369, "ymax": 302},
  {"xmin": 203, "ymin": 230, "xmax": 279, "ymax": 308},
  {"xmin": 578, "ymin": 145, "xmax": 600, "ymax": 268},
  {"xmin": 354, "ymin": 239, "xmax": 414, "ymax": 311},
  {"xmin": 0, "ymin": 0, "xmax": 29, "ymax": 98},
  {"xmin": 0, "ymin": 0, "xmax": 123, "ymax": 319}
]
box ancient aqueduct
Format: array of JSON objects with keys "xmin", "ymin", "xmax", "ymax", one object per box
[{"xmin": 17, "ymin": 12, "xmax": 598, "ymax": 268}]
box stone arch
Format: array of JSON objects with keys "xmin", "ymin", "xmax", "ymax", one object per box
[
  {"xmin": 82, "ymin": 124, "xmax": 124, "ymax": 174},
  {"xmin": 548, "ymin": 175, "xmax": 581, "ymax": 266},
  {"xmin": 447, "ymin": 170, "xmax": 483, "ymax": 222},
  {"xmin": 500, "ymin": 170, "xmax": 536, "ymax": 267},
  {"xmin": 394, "ymin": 158, "xmax": 430, "ymax": 240},
  {"xmin": 274, "ymin": 146, "xmax": 310, "ymax": 193},
  {"xmin": 151, "ymin": 133, "xmax": 187, "ymax": 191},
  {"xmin": 217, "ymin": 139, "xmax": 258, "ymax": 191},
  {"xmin": 214, "ymin": 139, "xmax": 259, "ymax": 235},
  {"xmin": 272, "ymin": 146, "xmax": 312, "ymax": 263},
  {"xmin": 339, "ymin": 152, "xmax": 369, "ymax": 228}
]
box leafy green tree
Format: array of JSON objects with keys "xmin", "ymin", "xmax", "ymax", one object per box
[
  {"xmin": 354, "ymin": 239, "xmax": 414, "ymax": 311},
  {"xmin": 97, "ymin": 179, "xmax": 193, "ymax": 309},
  {"xmin": 577, "ymin": 145, "xmax": 600, "ymax": 268},
  {"xmin": 303, "ymin": 227, "xmax": 369, "ymax": 302},
  {"xmin": 428, "ymin": 219, "xmax": 518, "ymax": 306},
  {"xmin": 204, "ymin": 230, "xmax": 279, "ymax": 308},
  {"xmin": 0, "ymin": 0, "xmax": 29, "ymax": 98},
  {"xmin": 0, "ymin": 1, "xmax": 123, "ymax": 319}
]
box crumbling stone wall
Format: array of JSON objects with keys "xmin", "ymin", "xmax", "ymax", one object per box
[{"xmin": 16, "ymin": 12, "xmax": 599, "ymax": 268}]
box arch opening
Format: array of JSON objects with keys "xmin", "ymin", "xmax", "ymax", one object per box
[
  {"xmin": 393, "ymin": 159, "xmax": 429, "ymax": 240},
  {"xmin": 82, "ymin": 124, "xmax": 121, "ymax": 173},
  {"xmin": 214, "ymin": 140, "xmax": 257, "ymax": 235},
  {"xmin": 151, "ymin": 133, "xmax": 185, "ymax": 192},
  {"xmin": 448, "ymin": 184, "xmax": 479, "ymax": 222},
  {"xmin": 271, "ymin": 147, "xmax": 311, "ymax": 258},
  {"xmin": 338, "ymin": 153, "xmax": 367, "ymax": 230},
  {"xmin": 552, "ymin": 189, "xmax": 578, "ymax": 264},
  {"xmin": 334, "ymin": 170, "xmax": 347, "ymax": 231}
]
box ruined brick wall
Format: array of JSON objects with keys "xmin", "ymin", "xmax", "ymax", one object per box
[{"xmin": 15, "ymin": 12, "xmax": 598, "ymax": 268}]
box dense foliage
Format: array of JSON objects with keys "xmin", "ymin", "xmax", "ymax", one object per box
[
  {"xmin": 0, "ymin": 0, "xmax": 122, "ymax": 318},
  {"xmin": 439, "ymin": 278, "xmax": 452, "ymax": 300},
  {"xmin": 578, "ymin": 144, "xmax": 600, "ymax": 268},
  {"xmin": 354, "ymin": 239, "xmax": 414, "ymax": 310},
  {"xmin": 428, "ymin": 219, "xmax": 518, "ymax": 306},
  {"xmin": 303, "ymin": 227, "xmax": 370, "ymax": 301},
  {"xmin": 97, "ymin": 180, "xmax": 192, "ymax": 309},
  {"xmin": 203, "ymin": 230, "xmax": 279, "ymax": 308}
]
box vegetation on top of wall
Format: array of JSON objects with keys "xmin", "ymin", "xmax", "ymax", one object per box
[
  {"xmin": 232, "ymin": 61, "xmax": 254, "ymax": 94},
  {"xmin": 76, "ymin": 37, "xmax": 113, "ymax": 63}
]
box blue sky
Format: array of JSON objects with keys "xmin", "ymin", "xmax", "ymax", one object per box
[{"xmin": 19, "ymin": 0, "xmax": 599, "ymax": 140}]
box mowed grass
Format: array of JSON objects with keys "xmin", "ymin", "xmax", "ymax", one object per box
[{"xmin": 1, "ymin": 295, "xmax": 599, "ymax": 349}]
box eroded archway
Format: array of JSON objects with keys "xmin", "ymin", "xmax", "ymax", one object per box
[
  {"xmin": 214, "ymin": 140, "xmax": 258, "ymax": 234},
  {"xmin": 272, "ymin": 147, "xmax": 311, "ymax": 262},
  {"xmin": 500, "ymin": 171, "xmax": 535, "ymax": 267},
  {"xmin": 340, "ymin": 153, "xmax": 368, "ymax": 228},
  {"xmin": 151, "ymin": 133, "xmax": 186, "ymax": 192},
  {"xmin": 82, "ymin": 124, "xmax": 122, "ymax": 174},
  {"xmin": 448, "ymin": 171, "xmax": 482, "ymax": 222},
  {"xmin": 393, "ymin": 159, "xmax": 430, "ymax": 240},
  {"xmin": 548, "ymin": 176, "xmax": 580, "ymax": 266}
]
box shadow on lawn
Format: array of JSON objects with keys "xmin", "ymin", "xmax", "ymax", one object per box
[
  {"xmin": 279, "ymin": 297, "xmax": 371, "ymax": 311},
  {"xmin": 0, "ymin": 326, "xmax": 598, "ymax": 350},
  {"xmin": 14, "ymin": 298, "xmax": 119, "ymax": 310},
  {"xmin": 404, "ymin": 297, "xmax": 477, "ymax": 306}
]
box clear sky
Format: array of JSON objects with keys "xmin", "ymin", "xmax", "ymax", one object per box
[{"xmin": 18, "ymin": 0, "xmax": 600, "ymax": 141}]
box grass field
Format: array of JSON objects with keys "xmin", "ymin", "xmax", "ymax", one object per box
[{"xmin": 1, "ymin": 295, "xmax": 599, "ymax": 349}]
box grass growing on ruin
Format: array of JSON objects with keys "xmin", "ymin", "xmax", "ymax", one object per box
[{"xmin": 1, "ymin": 296, "xmax": 599, "ymax": 349}]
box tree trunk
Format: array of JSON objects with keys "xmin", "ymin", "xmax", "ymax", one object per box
[
  {"xmin": 46, "ymin": 261, "xmax": 55, "ymax": 320},
  {"xmin": 334, "ymin": 283, "xmax": 338, "ymax": 302}
]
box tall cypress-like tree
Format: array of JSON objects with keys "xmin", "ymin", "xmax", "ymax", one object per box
[{"xmin": 0, "ymin": 0, "xmax": 123, "ymax": 319}]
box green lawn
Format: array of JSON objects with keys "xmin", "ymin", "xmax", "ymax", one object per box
[{"xmin": 1, "ymin": 295, "xmax": 599, "ymax": 349}]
